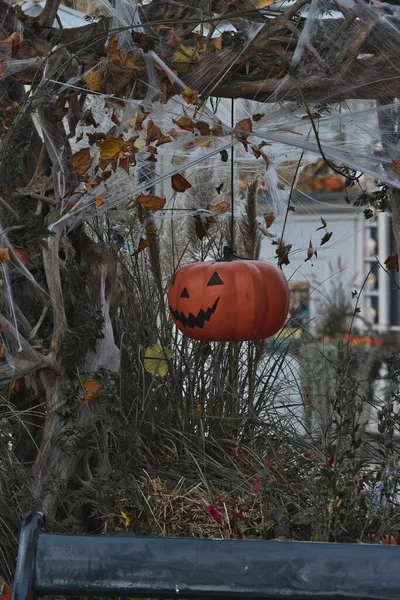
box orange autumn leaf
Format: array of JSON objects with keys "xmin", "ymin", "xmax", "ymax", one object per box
[
  {"xmin": 171, "ymin": 173, "xmax": 191, "ymax": 192},
  {"xmin": 137, "ymin": 193, "xmax": 166, "ymax": 211},
  {"xmin": 214, "ymin": 35, "xmax": 223, "ymax": 51},
  {"xmin": 0, "ymin": 578, "xmax": 11, "ymax": 600},
  {"xmin": 392, "ymin": 158, "xmax": 400, "ymax": 173},
  {"xmin": 71, "ymin": 147, "xmax": 92, "ymax": 176},
  {"xmin": 135, "ymin": 238, "xmax": 150, "ymax": 254},
  {"xmin": 13, "ymin": 245, "xmax": 30, "ymax": 266},
  {"xmin": 95, "ymin": 195, "xmax": 105, "ymax": 207},
  {"xmin": 106, "ymin": 37, "xmax": 123, "ymax": 62},
  {"xmin": 264, "ymin": 212, "xmax": 275, "ymax": 228},
  {"xmin": 0, "ymin": 248, "xmax": 10, "ymax": 263},
  {"xmin": 183, "ymin": 87, "xmax": 198, "ymax": 104},
  {"xmin": 4, "ymin": 32, "xmax": 22, "ymax": 58},
  {"xmin": 207, "ymin": 200, "xmax": 230, "ymax": 213},
  {"xmin": 252, "ymin": 145, "xmax": 269, "ymax": 167},
  {"xmin": 82, "ymin": 378, "xmax": 101, "ymax": 402},
  {"xmin": 84, "ymin": 69, "xmax": 102, "ymax": 92}
]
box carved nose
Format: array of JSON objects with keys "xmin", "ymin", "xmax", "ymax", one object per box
[{"xmin": 180, "ymin": 287, "xmax": 189, "ymax": 298}]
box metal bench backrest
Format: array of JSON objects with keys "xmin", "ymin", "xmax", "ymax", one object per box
[{"xmin": 11, "ymin": 512, "xmax": 400, "ymax": 600}]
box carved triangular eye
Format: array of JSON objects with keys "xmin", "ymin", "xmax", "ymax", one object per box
[
  {"xmin": 207, "ymin": 271, "xmax": 224, "ymax": 286},
  {"xmin": 180, "ymin": 287, "xmax": 190, "ymax": 298}
]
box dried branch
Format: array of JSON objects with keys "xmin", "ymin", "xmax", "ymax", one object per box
[{"xmin": 35, "ymin": 0, "xmax": 62, "ymax": 28}]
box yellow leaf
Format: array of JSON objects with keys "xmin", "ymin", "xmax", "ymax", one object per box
[
  {"xmin": 121, "ymin": 511, "xmax": 130, "ymax": 528},
  {"xmin": 97, "ymin": 136, "xmax": 124, "ymax": 160},
  {"xmin": 84, "ymin": 69, "xmax": 102, "ymax": 92},
  {"xmin": 0, "ymin": 248, "xmax": 10, "ymax": 263},
  {"xmin": 71, "ymin": 147, "xmax": 92, "ymax": 176},
  {"xmin": 144, "ymin": 344, "xmax": 173, "ymax": 378},
  {"xmin": 95, "ymin": 195, "xmax": 105, "ymax": 207},
  {"xmin": 172, "ymin": 44, "xmax": 202, "ymax": 63},
  {"xmin": 207, "ymin": 200, "xmax": 230, "ymax": 213}
]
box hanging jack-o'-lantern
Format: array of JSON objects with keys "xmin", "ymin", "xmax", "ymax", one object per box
[{"xmin": 168, "ymin": 248, "xmax": 290, "ymax": 342}]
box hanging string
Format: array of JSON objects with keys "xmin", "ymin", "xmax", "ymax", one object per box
[{"xmin": 230, "ymin": 98, "xmax": 235, "ymax": 252}]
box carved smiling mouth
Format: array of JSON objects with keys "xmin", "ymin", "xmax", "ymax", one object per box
[{"xmin": 169, "ymin": 298, "xmax": 220, "ymax": 329}]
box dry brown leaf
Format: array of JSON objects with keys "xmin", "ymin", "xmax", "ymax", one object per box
[
  {"xmin": 211, "ymin": 120, "xmax": 223, "ymax": 136},
  {"xmin": 95, "ymin": 195, "xmax": 105, "ymax": 207},
  {"xmin": 134, "ymin": 105, "xmax": 150, "ymax": 131},
  {"xmin": 156, "ymin": 134, "xmax": 172, "ymax": 146},
  {"xmin": 220, "ymin": 150, "xmax": 229, "ymax": 162},
  {"xmin": 84, "ymin": 69, "xmax": 102, "ymax": 92},
  {"xmin": 305, "ymin": 239, "xmax": 314, "ymax": 262},
  {"xmin": 264, "ymin": 212, "xmax": 275, "ymax": 228},
  {"xmin": 252, "ymin": 146, "xmax": 269, "ymax": 167},
  {"xmin": 234, "ymin": 118, "xmax": 252, "ymax": 137},
  {"xmin": 0, "ymin": 345, "xmax": 5, "ymax": 361},
  {"xmin": 196, "ymin": 121, "xmax": 211, "ymax": 136},
  {"xmin": 216, "ymin": 182, "xmax": 224, "ymax": 194},
  {"xmin": 172, "ymin": 173, "xmax": 191, "ymax": 192},
  {"xmin": 385, "ymin": 253, "xmax": 399, "ymax": 271},
  {"xmin": 174, "ymin": 116, "xmax": 196, "ymax": 131},
  {"xmin": 137, "ymin": 193, "xmax": 166, "ymax": 211},
  {"xmin": 252, "ymin": 113, "xmax": 265, "ymax": 122},
  {"xmin": 123, "ymin": 51, "xmax": 139, "ymax": 70},
  {"xmin": 207, "ymin": 200, "xmax": 230, "ymax": 213},
  {"xmin": 107, "ymin": 37, "xmax": 123, "ymax": 62},
  {"xmin": 214, "ymin": 35, "xmax": 223, "ymax": 51},
  {"xmin": 393, "ymin": 158, "xmax": 400, "ymax": 173},
  {"xmin": 13, "ymin": 245, "xmax": 30, "ymax": 266},
  {"xmin": 146, "ymin": 120, "xmax": 162, "ymax": 144},
  {"xmin": 136, "ymin": 238, "xmax": 150, "ymax": 254},
  {"xmin": 71, "ymin": 147, "xmax": 92, "ymax": 176},
  {"xmin": 4, "ymin": 32, "xmax": 22, "ymax": 58},
  {"xmin": 82, "ymin": 378, "xmax": 101, "ymax": 403},
  {"xmin": 276, "ymin": 241, "xmax": 292, "ymax": 266},
  {"xmin": 0, "ymin": 248, "xmax": 11, "ymax": 263},
  {"xmin": 301, "ymin": 113, "xmax": 321, "ymax": 120},
  {"xmin": 320, "ymin": 231, "xmax": 333, "ymax": 246},
  {"xmin": 183, "ymin": 87, "xmax": 199, "ymax": 104},
  {"xmin": 316, "ymin": 217, "xmax": 327, "ymax": 231},
  {"xmin": 245, "ymin": 61, "xmax": 250, "ymax": 76},
  {"xmin": 10, "ymin": 380, "xmax": 18, "ymax": 394}
]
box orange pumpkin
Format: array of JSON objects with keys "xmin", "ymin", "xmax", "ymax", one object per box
[
  {"xmin": 322, "ymin": 176, "xmax": 344, "ymax": 192},
  {"xmin": 168, "ymin": 249, "xmax": 290, "ymax": 341}
]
